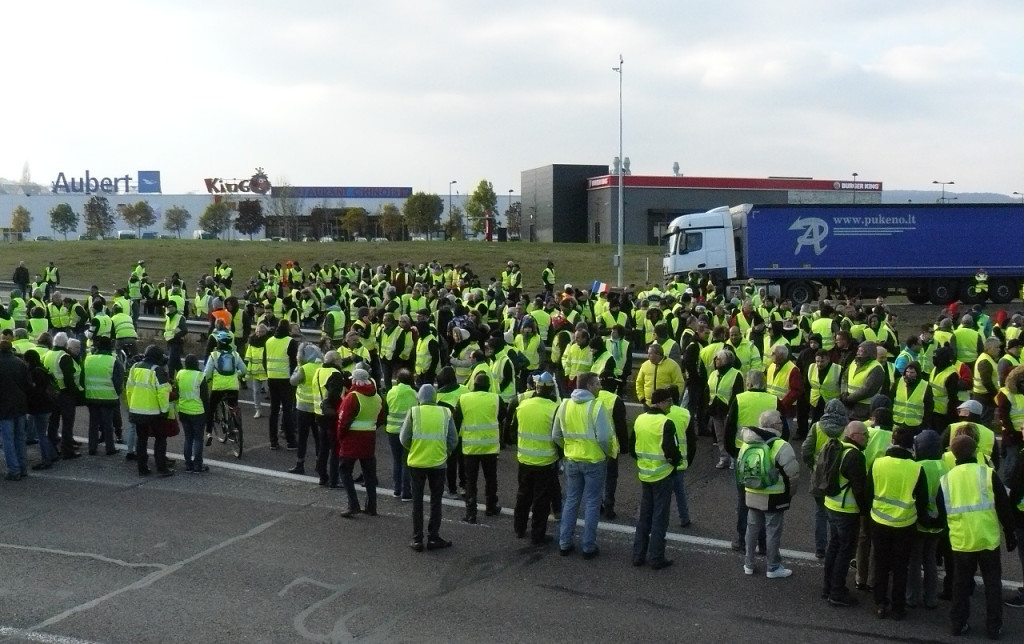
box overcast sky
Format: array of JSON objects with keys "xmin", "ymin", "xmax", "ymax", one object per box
[{"xmin": 1, "ymin": 0, "xmax": 1021, "ymax": 196}]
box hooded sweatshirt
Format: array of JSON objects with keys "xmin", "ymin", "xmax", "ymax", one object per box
[
  {"xmin": 551, "ymin": 388, "xmax": 611, "ymax": 459},
  {"xmin": 802, "ymin": 398, "xmax": 849, "ymax": 467}
]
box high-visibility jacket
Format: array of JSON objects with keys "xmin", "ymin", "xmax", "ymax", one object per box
[
  {"xmin": 437, "ymin": 385, "xmax": 468, "ymax": 410},
  {"xmin": 808, "ymin": 362, "xmax": 840, "ymax": 407},
  {"xmin": 1000, "ymin": 386, "xmax": 1024, "ymax": 432},
  {"xmin": 407, "ymin": 401, "xmax": 452, "ymax": 466},
  {"xmin": 699, "ymin": 341, "xmax": 723, "ymax": 378},
  {"xmin": 953, "ymin": 327, "xmax": 981, "ymax": 365},
  {"xmin": 27, "ymin": 317, "xmax": 49, "ymax": 336},
  {"xmin": 43, "ymin": 349, "xmax": 69, "ymax": 390},
  {"xmin": 111, "ymin": 312, "xmax": 137, "ymax": 339},
  {"xmin": 863, "ymin": 427, "xmax": 892, "ymax": 469},
  {"xmin": 264, "ymin": 336, "xmax": 292, "ymax": 379},
  {"xmin": 176, "ymin": 369, "xmax": 205, "ymax": 415},
  {"xmin": 348, "ymin": 392, "xmax": 381, "ymax": 432},
  {"xmin": 730, "ymin": 340, "xmax": 762, "ymax": 374},
  {"xmin": 47, "ymin": 303, "xmax": 71, "ymax": 329},
  {"xmin": 294, "ymin": 361, "xmax": 320, "ymax": 412},
  {"xmin": 595, "ymin": 389, "xmax": 620, "ymax": 458},
  {"xmin": 561, "ymin": 342, "xmax": 593, "ymax": 380},
  {"xmin": 466, "ymin": 361, "xmax": 496, "ymax": 391},
  {"xmin": 870, "ymin": 455, "xmax": 922, "ymax": 528},
  {"xmin": 126, "ymin": 364, "xmax": 169, "ymax": 415},
  {"xmin": 845, "ymin": 359, "xmax": 882, "ymax": 397},
  {"xmin": 812, "ymin": 317, "xmax": 835, "ymax": 350},
  {"xmin": 708, "ymin": 367, "xmax": 741, "ymax": 406},
  {"xmin": 515, "ymin": 333, "xmax": 542, "ymax": 371},
  {"xmin": 208, "ymin": 350, "xmax": 242, "ymax": 391},
  {"xmin": 739, "ymin": 439, "xmax": 786, "ymax": 495},
  {"xmin": 557, "ymin": 398, "xmax": 606, "ymax": 463},
  {"xmin": 163, "ymin": 314, "xmax": 183, "ymax": 341},
  {"xmin": 929, "ymin": 364, "xmax": 957, "ymax": 415},
  {"xmin": 917, "ymin": 459, "xmax": 948, "ymax": 534},
  {"xmin": 634, "ymin": 413, "xmax": 674, "ymax": 483},
  {"xmin": 414, "ymin": 333, "xmax": 437, "ymax": 375},
  {"xmin": 893, "ymin": 378, "xmax": 928, "ymax": 427},
  {"xmin": 83, "ymin": 353, "xmax": 117, "ymax": 401},
  {"xmin": 940, "ymin": 463, "xmax": 1001, "ymax": 552},
  {"xmin": 766, "ymin": 361, "xmax": 796, "ymax": 401},
  {"xmin": 734, "ymin": 391, "xmax": 777, "ymax": 446},
  {"xmin": 972, "ymin": 353, "xmax": 998, "ymax": 395},
  {"xmin": 515, "ymin": 396, "xmax": 558, "ymax": 466},
  {"xmin": 667, "ymin": 405, "xmax": 690, "ymax": 471},
  {"xmin": 385, "ymin": 383, "xmax": 418, "ymax": 434},
  {"xmin": 946, "ymin": 422, "xmax": 996, "ymax": 466},
  {"xmin": 311, "ymin": 365, "xmax": 339, "ymax": 417},
  {"xmin": 824, "ymin": 444, "xmax": 862, "ymax": 513},
  {"xmin": 457, "ymin": 391, "xmax": 501, "ymax": 455}
]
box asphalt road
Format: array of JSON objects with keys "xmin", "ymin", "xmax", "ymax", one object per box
[{"xmin": 1, "ymin": 398, "xmax": 1022, "ymax": 644}]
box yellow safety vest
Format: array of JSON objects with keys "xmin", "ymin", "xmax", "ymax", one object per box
[
  {"xmin": 708, "ymin": 368, "xmax": 741, "ymax": 406},
  {"xmin": 348, "ymin": 392, "xmax": 381, "ymax": 432},
  {"xmin": 163, "ymin": 314, "xmax": 182, "ymax": 341},
  {"xmin": 557, "ymin": 398, "xmax": 605, "ymax": 463},
  {"xmin": 972, "ymin": 353, "xmax": 998, "ymax": 395},
  {"xmin": 83, "ymin": 353, "xmax": 117, "ymax": 401},
  {"xmin": 1000, "ymin": 387, "xmax": 1024, "ymax": 431},
  {"xmin": 917, "ymin": 459, "xmax": 948, "ymax": 534},
  {"xmin": 634, "ymin": 413, "xmax": 674, "ymax": 483},
  {"xmin": 766, "ymin": 361, "xmax": 795, "ymax": 401},
  {"xmin": 893, "ymin": 378, "xmax": 928, "ymax": 427},
  {"xmin": 458, "ymin": 391, "xmax": 501, "ymax": 455},
  {"xmin": 929, "ymin": 364, "xmax": 957, "ymax": 415},
  {"xmin": 176, "ymin": 369, "xmax": 205, "ymax": 415},
  {"xmin": 264, "ymin": 336, "xmax": 291, "ymax": 379},
  {"xmin": 311, "ymin": 365, "xmax": 338, "ymax": 417},
  {"xmin": 940, "ymin": 463, "xmax": 1001, "ymax": 552},
  {"xmin": 406, "ymin": 405, "xmax": 450, "ymax": 468},
  {"xmin": 515, "ymin": 396, "xmax": 559, "ymax": 466},
  {"xmin": 811, "ymin": 317, "xmax": 835, "ymax": 350},
  {"xmin": 515, "ymin": 333, "xmax": 542, "ymax": 370},
  {"xmin": 808, "ymin": 362, "xmax": 840, "ymax": 406},
  {"xmin": 667, "ymin": 405, "xmax": 690, "ymax": 471},
  {"xmin": 385, "ymin": 384, "xmax": 419, "ymax": 434},
  {"xmin": 734, "ymin": 391, "xmax": 777, "ymax": 448},
  {"xmin": 294, "ymin": 361, "xmax": 320, "ymax": 411},
  {"xmin": 126, "ymin": 364, "xmax": 168, "ymax": 415},
  {"xmin": 870, "ymin": 455, "xmax": 922, "ymax": 528},
  {"xmin": 824, "ymin": 444, "xmax": 861, "ymax": 514},
  {"xmin": 414, "ymin": 333, "xmax": 437, "ymax": 375},
  {"xmin": 953, "ymin": 327, "xmax": 980, "ymax": 365}
]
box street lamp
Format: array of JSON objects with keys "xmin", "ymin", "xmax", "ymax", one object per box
[
  {"xmin": 507, "ymin": 189, "xmax": 513, "ymax": 238},
  {"xmin": 933, "ymin": 180, "xmax": 954, "ymax": 204},
  {"xmin": 612, "ymin": 54, "xmax": 624, "ymax": 288},
  {"xmin": 852, "ymin": 172, "xmax": 858, "ymax": 204},
  {"xmin": 1013, "ymin": 191, "xmax": 1024, "ymax": 203},
  {"xmin": 448, "ymin": 180, "xmax": 457, "ymax": 238}
]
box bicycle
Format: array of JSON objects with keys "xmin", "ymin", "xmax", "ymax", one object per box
[{"xmin": 212, "ymin": 398, "xmax": 244, "ymax": 459}]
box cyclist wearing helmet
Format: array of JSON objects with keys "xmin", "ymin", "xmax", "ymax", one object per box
[{"xmin": 203, "ymin": 331, "xmax": 247, "ymax": 444}]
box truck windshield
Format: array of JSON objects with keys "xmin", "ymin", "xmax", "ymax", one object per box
[{"xmin": 674, "ymin": 231, "xmax": 702, "ymax": 255}]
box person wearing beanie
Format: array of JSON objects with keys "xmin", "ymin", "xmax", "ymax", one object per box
[
  {"xmin": 336, "ymin": 368, "xmax": 384, "ymax": 518},
  {"xmin": 312, "ymin": 351, "xmax": 348, "ymax": 488},
  {"xmin": 802, "ymin": 399, "xmax": 849, "ymax": 558},
  {"xmin": 936, "ymin": 434, "xmax": 1017, "ymax": 638},
  {"xmin": 841, "ymin": 341, "xmax": 884, "ymax": 421},
  {"xmin": 43, "ymin": 332, "xmax": 83, "ymax": 460},
  {"xmin": 286, "ymin": 343, "xmax": 322, "ymax": 476},
  {"xmin": 265, "ymin": 318, "xmax": 299, "ymax": 451},
  {"xmin": 509, "ymin": 371, "xmax": 560, "ymax": 545},
  {"xmin": 906, "ymin": 428, "xmax": 946, "ymax": 610},
  {"xmin": 929, "ymin": 345, "xmax": 962, "ymax": 432},
  {"xmin": 400, "ymin": 384, "xmax": 457, "ymax": 551},
  {"xmin": 822, "ymin": 421, "xmax": 870, "ymax": 607}
]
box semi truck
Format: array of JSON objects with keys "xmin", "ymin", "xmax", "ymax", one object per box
[{"xmin": 662, "ymin": 202, "xmax": 1024, "ymax": 306}]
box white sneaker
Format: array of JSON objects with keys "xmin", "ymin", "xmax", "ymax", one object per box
[
  {"xmin": 766, "ymin": 566, "xmax": 793, "ymax": 579},
  {"xmin": 743, "ymin": 565, "xmax": 754, "ymax": 576},
  {"xmin": 253, "ymin": 411, "xmax": 262, "ymax": 419}
]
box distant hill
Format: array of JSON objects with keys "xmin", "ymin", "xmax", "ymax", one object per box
[{"xmin": 882, "ymin": 190, "xmax": 1018, "ymax": 204}]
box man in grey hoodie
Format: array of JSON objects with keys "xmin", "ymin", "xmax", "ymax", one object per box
[
  {"xmin": 552, "ymin": 371, "xmax": 611, "ymax": 559},
  {"xmin": 802, "ymin": 399, "xmax": 849, "ymax": 558},
  {"xmin": 740, "ymin": 410, "xmax": 801, "ymax": 578}
]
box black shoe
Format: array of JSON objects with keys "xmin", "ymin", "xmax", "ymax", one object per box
[
  {"xmin": 319, "ymin": 476, "xmax": 329, "ymax": 486},
  {"xmin": 105, "ymin": 449, "xmax": 119, "ymax": 456},
  {"xmin": 986, "ymin": 626, "xmax": 1001, "ymax": 640},
  {"xmin": 426, "ymin": 537, "xmax": 452, "ymax": 550},
  {"xmin": 632, "ymin": 557, "xmax": 645, "ymax": 567},
  {"xmin": 287, "ymin": 464, "xmax": 305, "ymax": 475},
  {"xmin": 88, "ymin": 450, "xmax": 97, "ymax": 456},
  {"xmin": 531, "ymin": 535, "xmax": 553, "ymax": 546},
  {"xmin": 581, "ymin": 547, "xmax": 600, "ymax": 560},
  {"xmin": 828, "ymin": 594, "xmax": 859, "ymax": 607},
  {"xmin": 679, "ymin": 520, "xmax": 691, "ymax": 528},
  {"xmin": 195, "ymin": 465, "xmax": 210, "ymax": 473},
  {"xmin": 559, "ymin": 544, "xmax": 575, "ymax": 556},
  {"xmin": 650, "ymin": 558, "xmax": 674, "ymax": 571},
  {"xmin": 815, "ymin": 549, "xmax": 826, "ymax": 559},
  {"xmin": 461, "ymin": 515, "xmax": 477, "ymax": 524},
  {"xmin": 61, "ymin": 451, "xmax": 81, "ymax": 460},
  {"xmin": 730, "ymin": 539, "xmax": 743, "ymax": 551},
  {"xmin": 409, "ymin": 540, "xmax": 424, "ymax": 553},
  {"xmin": 364, "ymin": 509, "xmax": 377, "ymax": 517},
  {"xmin": 938, "ymin": 590, "xmax": 952, "ymax": 601},
  {"xmin": 125, "ymin": 453, "xmax": 136, "ymax": 461},
  {"xmin": 890, "ymin": 609, "xmax": 905, "ymax": 621},
  {"xmin": 31, "ymin": 462, "xmax": 53, "ymax": 471},
  {"xmin": 157, "ymin": 469, "xmax": 175, "ymax": 478},
  {"xmin": 286, "ymin": 443, "xmax": 298, "ymax": 451},
  {"xmin": 269, "ymin": 444, "xmax": 280, "ymax": 451},
  {"xmin": 484, "ymin": 505, "xmax": 502, "ymax": 516},
  {"xmin": 515, "ymin": 530, "xmax": 527, "ymax": 539},
  {"xmin": 951, "ymin": 623, "xmax": 970, "ymax": 636},
  {"xmin": 205, "ymin": 433, "xmax": 213, "ymax": 447},
  {"xmin": 340, "ymin": 508, "xmax": 360, "ymax": 518},
  {"xmin": 139, "ymin": 469, "xmax": 152, "ymax": 476},
  {"xmin": 875, "ymin": 605, "xmax": 888, "ymax": 619},
  {"xmin": 602, "ymin": 508, "xmax": 617, "ymax": 520},
  {"xmin": 857, "ymin": 583, "xmax": 873, "ymax": 592},
  {"xmin": 4, "ymin": 473, "xmax": 21, "ymax": 481}
]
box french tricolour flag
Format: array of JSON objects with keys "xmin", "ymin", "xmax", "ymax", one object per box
[{"xmin": 591, "ymin": 280, "xmax": 609, "ymax": 294}]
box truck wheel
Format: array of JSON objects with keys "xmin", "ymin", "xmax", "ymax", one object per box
[
  {"xmin": 928, "ymin": 281, "xmax": 956, "ymax": 305},
  {"xmin": 959, "ymin": 283, "xmax": 985, "ymax": 305},
  {"xmin": 989, "ymin": 279, "xmax": 1015, "ymax": 304},
  {"xmin": 786, "ymin": 281, "xmax": 816, "ymax": 306},
  {"xmin": 906, "ymin": 287, "xmax": 930, "ymax": 305}
]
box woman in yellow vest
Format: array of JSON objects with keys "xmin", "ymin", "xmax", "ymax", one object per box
[
  {"xmin": 175, "ymin": 354, "xmax": 209, "ymax": 473},
  {"xmin": 385, "ymin": 369, "xmax": 419, "ymax": 500},
  {"xmin": 631, "ymin": 388, "xmax": 683, "ymax": 570}
]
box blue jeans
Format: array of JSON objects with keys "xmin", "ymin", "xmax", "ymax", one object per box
[
  {"xmin": 1, "ymin": 416, "xmax": 28, "ymax": 475},
  {"xmin": 632, "ymin": 475, "xmax": 673, "ymax": 563},
  {"xmin": 87, "ymin": 404, "xmax": 116, "ymax": 454},
  {"xmin": 29, "ymin": 413, "xmax": 56, "ymax": 463},
  {"xmin": 672, "ymin": 469, "xmax": 690, "ymax": 524},
  {"xmin": 387, "ymin": 432, "xmax": 411, "ymax": 497},
  {"xmin": 180, "ymin": 412, "xmax": 206, "ymax": 470},
  {"xmin": 823, "ymin": 509, "xmax": 860, "ymax": 599},
  {"xmin": 559, "ymin": 459, "xmax": 606, "ymax": 553}
]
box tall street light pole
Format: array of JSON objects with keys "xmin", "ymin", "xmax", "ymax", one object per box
[
  {"xmin": 1013, "ymin": 191, "xmax": 1024, "ymax": 203},
  {"xmin": 612, "ymin": 54, "xmax": 624, "ymax": 288},
  {"xmin": 851, "ymin": 172, "xmax": 858, "ymax": 204},
  {"xmin": 508, "ymin": 189, "xmax": 513, "ymax": 237},
  {"xmin": 932, "ymin": 180, "xmax": 954, "ymax": 204},
  {"xmin": 448, "ymin": 180, "xmax": 457, "ymax": 238}
]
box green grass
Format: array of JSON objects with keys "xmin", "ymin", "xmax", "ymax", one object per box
[{"xmin": 4, "ymin": 240, "xmax": 666, "ymax": 293}]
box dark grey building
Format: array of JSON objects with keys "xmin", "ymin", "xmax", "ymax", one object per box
[{"xmin": 521, "ymin": 164, "xmax": 609, "ymax": 242}]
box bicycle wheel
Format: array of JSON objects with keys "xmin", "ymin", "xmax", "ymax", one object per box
[
  {"xmin": 216, "ymin": 400, "xmax": 231, "ymax": 444},
  {"xmin": 230, "ymin": 407, "xmax": 243, "ymax": 459}
]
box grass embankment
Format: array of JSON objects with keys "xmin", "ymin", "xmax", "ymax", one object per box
[{"xmin": 3, "ymin": 240, "xmax": 665, "ymax": 293}]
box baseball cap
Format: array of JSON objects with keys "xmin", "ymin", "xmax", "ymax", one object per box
[{"xmin": 956, "ymin": 400, "xmax": 983, "ymax": 415}]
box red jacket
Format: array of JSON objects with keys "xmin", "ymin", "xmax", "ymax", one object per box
[{"xmin": 335, "ymin": 382, "xmax": 385, "ymax": 458}]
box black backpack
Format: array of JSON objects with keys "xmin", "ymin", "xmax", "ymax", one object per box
[{"xmin": 809, "ymin": 438, "xmax": 845, "ymax": 498}]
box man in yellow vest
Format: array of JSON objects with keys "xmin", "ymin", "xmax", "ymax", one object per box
[
  {"xmin": 313, "ymin": 351, "xmax": 347, "ymax": 488},
  {"xmin": 385, "ymin": 369, "xmax": 419, "ymax": 499},
  {"xmin": 821, "ymin": 421, "xmax": 870, "ymax": 607},
  {"xmin": 265, "ymin": 318, "xmax": 298, "ymax": 450},
  {"xmin": 906, "ymin": 429, "xmax": 946, "ymax": 610},
  {"xmin": 631, "ymin": 387, "xmax": 683, "ymax": 570},
  {"xmin": 175, "ymin": 354, "xmax": 209, "ymax": 473},
  {"xmin": 336, "ymin": 368, "xmax": 384, "ymax": 518},
  {"xmin": 937, "ymin": 435, "xmax": 1017, "ymax": 638},
  {"xmin": 972, "ymin": 337, "xmax": 1002, "ymax": 427},
  {"xmin": 841, "ymin": 341, "xmax": 885, "ymax": 421},
  {"xmin": 891, "ymin": 361, "xmax": 933, "ymax": 433},
  {"xmin": 125, "ymin": 345, "xmax": 173, "ymax": 476},
  {"xmin": 707, "ymin": 349, "xmax": 744, "ymax": 469},
  {"xmin": 287, "ymin": 343, "xmax": 322, "ymax": 476},
  {"xmin": 163, "ymin": 300, "xmax": 188, "ymax": 376},
  {"xmin": 999, "ymin": 339, "xmax": 1022, "ymax": 387},
  {"xmin": 83, "ymin": 335, "xmax": 123, "ymax": 456},
  {"xmin": 400, "ymin": 384, "xmax": 458, "ymax": 551},
  {"xmin": 996, "ymin": 365, "xmax": 1024, "ymax": 484},
  {"xmin": 45, "ymin": 333, "xmax": 83, "ymax": 460},
  {"xmin": 455, "ymin": 373, "xmax": 504, "ymax": 523},
  {"xmin": 553, "ymin": 371, "xmax": 612, "ymax": 559},
  {"xmin": 510, "ymin": 372, "xmax": 560, "ymax": 545},
  {"xmin": 866, "ymin": 426, "xmax": 930, "ymax": 619}
]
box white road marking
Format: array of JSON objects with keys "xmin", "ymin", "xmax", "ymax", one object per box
[
  {"xmin": 0, "ymin": 627, "xmax": 106, "ymax": 644},
  {"xmin": 0, "ymin": 544, "xmax": 165, "ymax": 570}
]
